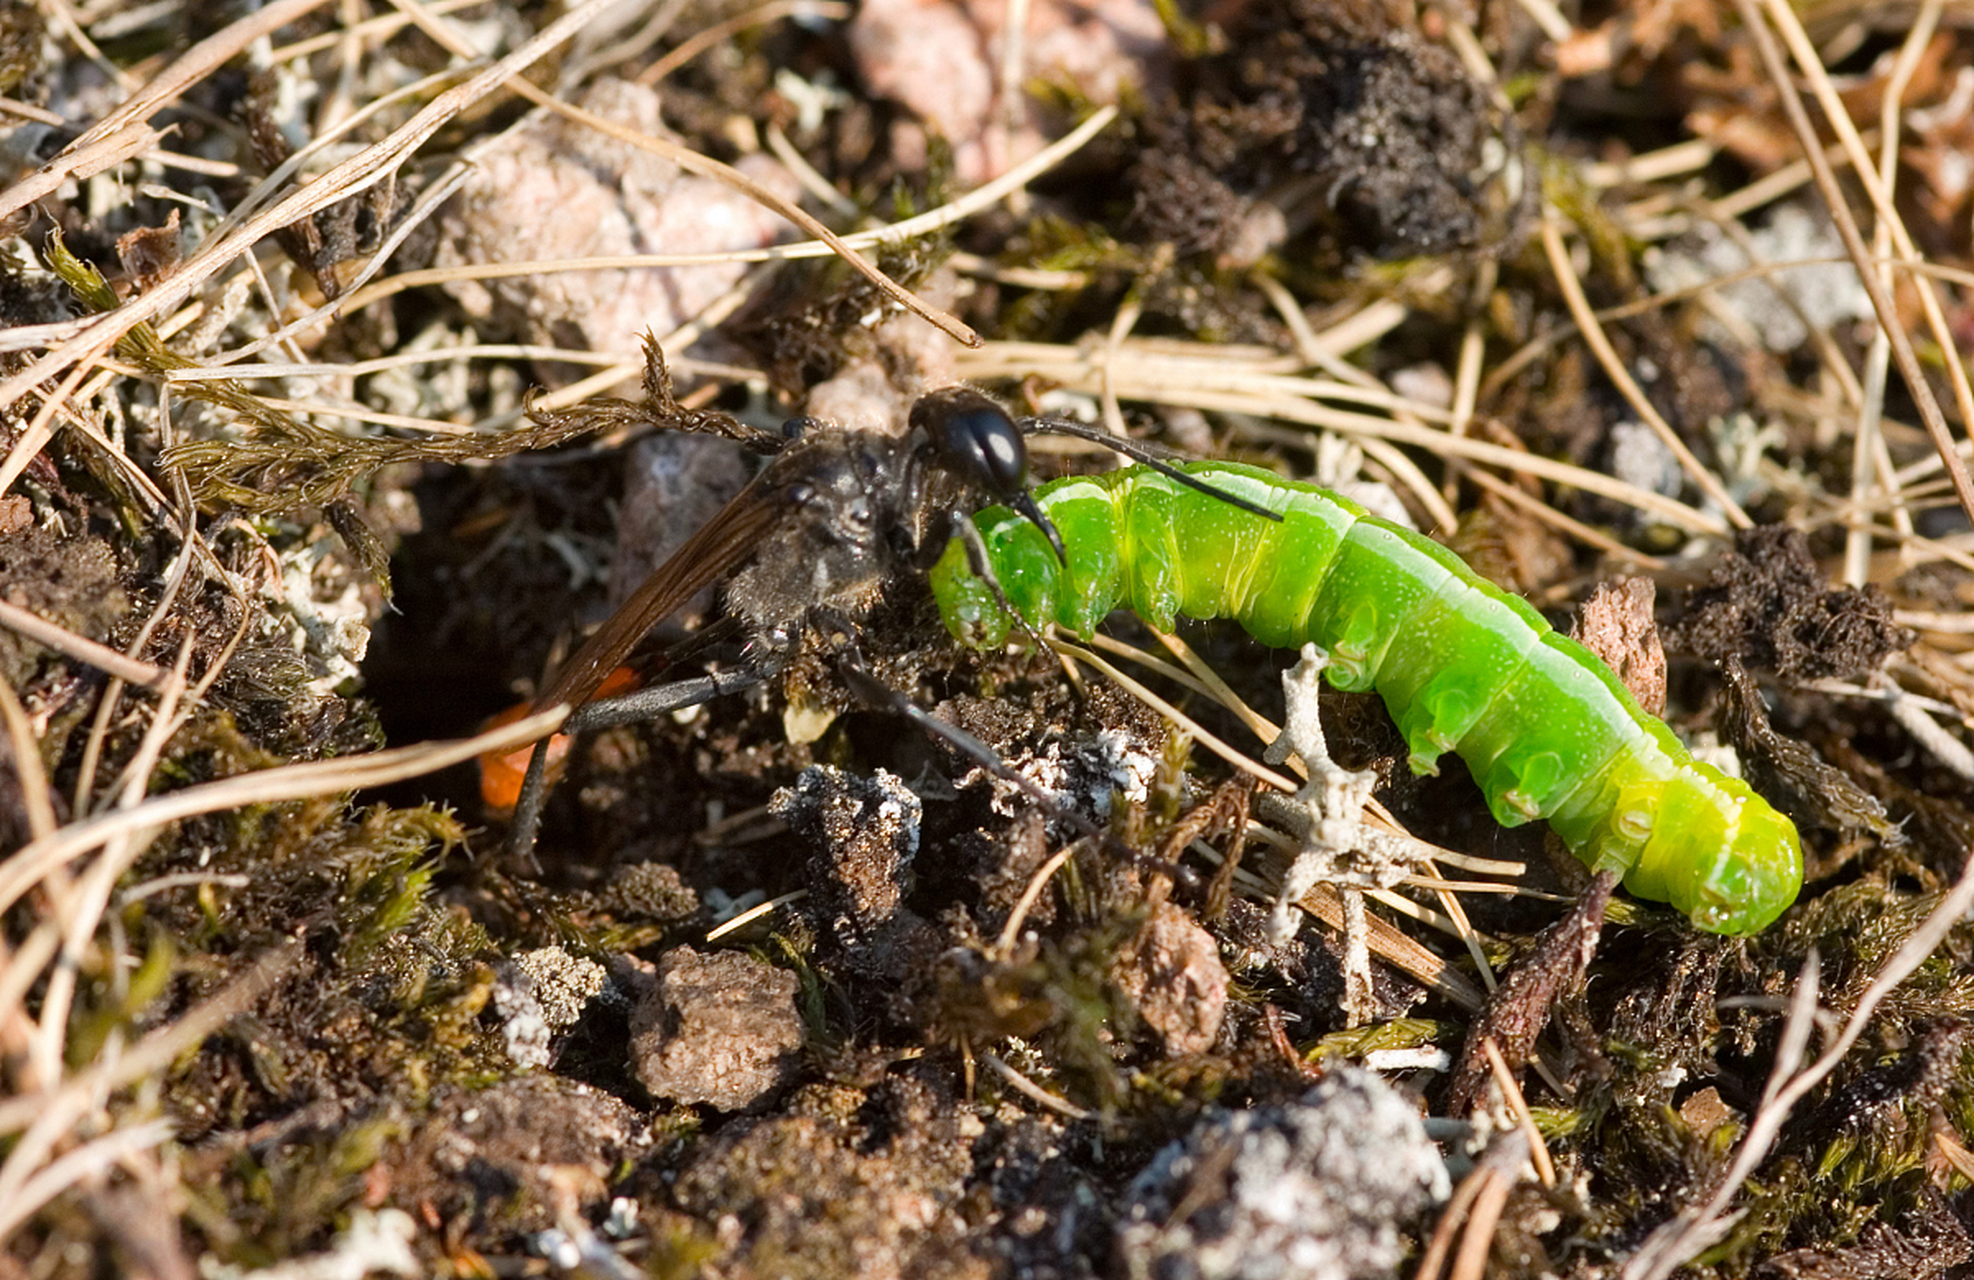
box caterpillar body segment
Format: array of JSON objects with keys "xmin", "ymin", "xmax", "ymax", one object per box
[{"xmin": 927, "ymin": 460, "xmax": 1803, "ymax": 934}]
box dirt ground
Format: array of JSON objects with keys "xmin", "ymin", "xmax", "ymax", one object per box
[{"xmin": 5, "ymin": 0, "xmax": 1974, "ymax": 1276}]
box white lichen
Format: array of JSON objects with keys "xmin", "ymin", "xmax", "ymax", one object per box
[
  {"xmin": 266, "ymin": 530, "xmax": 372, "ymax": 696},
  {"xmin": 1259, "ymin": 645, "xmax": 1430, "ymax": 1026}
]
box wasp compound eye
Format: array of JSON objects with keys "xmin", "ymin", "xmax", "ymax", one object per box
[{"xmin": 912, "ymin": 387, "xmax": 1028, "ymax": 499}]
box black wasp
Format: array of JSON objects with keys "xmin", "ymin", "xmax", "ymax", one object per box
[{"xmin": 501, "ymin": 343, "xmax": 1273, "ymax": 861}]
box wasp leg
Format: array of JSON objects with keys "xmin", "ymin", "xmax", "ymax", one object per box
[
  {"xmin": 506, "ymin": 661, "xmax": 777, "ymax": 864},
  {"xmin": 819, "ymin": 617, "xmax": 1196, "ymax": 891},
  {"xmin": 942, "ymin": 514, "xmax": 1054, "ymax": 654}
]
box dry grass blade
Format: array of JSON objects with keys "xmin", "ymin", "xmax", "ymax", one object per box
[
  {"xmin": 1199, "ymin": 847, "xmax": 1488, "ymax": 1013},
  {"xmin": 0, "ymin": 351, "xmax": 102, "ymax": 503},
  {"xmin": 1840, "ymin": 0, "xmax": 1939, "ymax": 587},
  {"xmin": 0, "ymin": 601, "xmax": 166, "ymax": 692},
  {"xmin": 1415, "ymin": 1130, "xmax": 1530, "ymax": 1280},
  {"xmin": 1092, "ymin": 627, "xmax": 1512, "ymax": 986},
  {"xmin": 66, "ymin": 0, "xmax": 330, "ymax": 151},
  {"xmin": 1538, "ymin": 217, "xmax": 1753, "ymax": 529},
  {"xmin": 995, "ymin": 843, "xmax": 1082, "ymax": 959},
  {"xmin": 1729, "ymin": 0, "xmax": 1974, "ymax": 526},
  {"xmin": 333, "ymin": 104, "xmax": 1121, "ymax": 315},
  {"xmin": 957, "ymin": 340, "xmax": 1731, "ymax": 535},
  {"xmin": 0, "ymin": 125, "xmax": 158, "ymax": 228},
  {"xmin": 0, "ymin": 675, "xmax": 55, "ymax": 841},
  {"xmin": 1293, "ymin": 887, "xmax": 1486, "ymax": 1013},
  {"xmin": 703, "ymin": 889, "xmax": 809, "ymax": 942},
  {"xmin": 1482, "ymin": 1037, "xmax": 1556, "ymax": 1188},
  {"xmin": 0, "ymin": 1121, "xmax": 177, "ymax": 1246},
  {"xmin": 0, "ymin": 709, "xmax": 565, "ymax": 920},
  {"xmin": 0, "ymin": 939, "xmax": 300, "ymax": 1138},
  {"xmin": 0, "ymin": 0, "xmax": 625, "ymax": 416},
  {"xmin": 1045, "ymin": 635, "xmax": 1297, "ymax": 794},
  {"xmin": 634, "ymin": 0, "xmax": 850, "ymax": 86},
  {"xmin": 0, "ymin": 943, "xmax": 302, "ymax": 1245}
]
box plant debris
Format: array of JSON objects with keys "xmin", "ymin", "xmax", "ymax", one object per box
[{"xmin": 1669, "ymin": 526, "xmax": 1915, "ymax": 682}]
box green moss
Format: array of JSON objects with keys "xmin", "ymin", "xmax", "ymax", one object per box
[
  {"xmin": 63, "ymin": 930, "xmax": 175, "ymax": 1069},
  {"xmin": 1307, "ymin": 1017, "xmax": 1458, "ymax": 1063}
]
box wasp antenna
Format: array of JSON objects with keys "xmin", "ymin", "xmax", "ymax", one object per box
[
  {"xmin": 1018, "ymin": 417, "xmax": 1284, "ymax": 523},
  {"xmin": 1011, "ymin": 490, "xmax": 1068, "ymax": 565}
]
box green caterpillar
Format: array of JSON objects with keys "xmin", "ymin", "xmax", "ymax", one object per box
[{"xmin": 928, "ymin": 460, "xmax": 1803, "ymax": 934}]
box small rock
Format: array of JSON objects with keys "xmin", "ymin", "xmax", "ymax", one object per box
[
  {"xmin": 431, "ymin": 77, "xmax": 798, "ymax": 359},
  {"xmin": 1116, "ymin": 1067, "xmax": 1450, "ymax": 1280},
  {"xmin": 513, "ymin": 945, "xmax": 608, "ymax": 1029},
  {"xmin": 848, "ymin": 0, "xmax": 1167, "ymax": 184},
  {"xmin": 492, "ymin": 973, "xmax": 553, "ymax": 1069},
  {"xmin": 1113, "ymin": 902, "xmax": 1229, "ymax": 1058},
  {"xmin": 1644, "ymin": 202, "xmax": 1870, "ymax": 353},
  {"xmin": 771, "ymin": 765, "xmax": 921, "ymax": 931},
  {"xmin": 394, "ymin": 1077, "xmax": 649, "ymax": 1233},
  {"xmin": 628, "ymin": 947, "xmax": 804, "ymax": 1111},
  {"xmin": 1607, "ymin": 418, "xmax": 1683, "ymax": 500}
]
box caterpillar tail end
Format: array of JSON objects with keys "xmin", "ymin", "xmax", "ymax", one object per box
[{"xmin": 1658, "ymin": 805, "xmax": 1805, "ymax": 936}]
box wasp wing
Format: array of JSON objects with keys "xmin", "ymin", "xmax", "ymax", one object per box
[{"xmin": 533, "ymin": 466, "xmax": 785, "ymax": 711}]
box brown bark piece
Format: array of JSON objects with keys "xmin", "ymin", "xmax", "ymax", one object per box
[
  {"xmin": 1446, "ymin": 872, "xmax": 1614, "ymax": 1117},
  {"xmin": 1572, "ymin": 576, "xmax": 1667, "ymax": 716}
]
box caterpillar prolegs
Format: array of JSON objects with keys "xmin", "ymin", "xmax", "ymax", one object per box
[{"xmin": 928, "ymin": 461, "xmax": 1803, "ymax": 934}]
